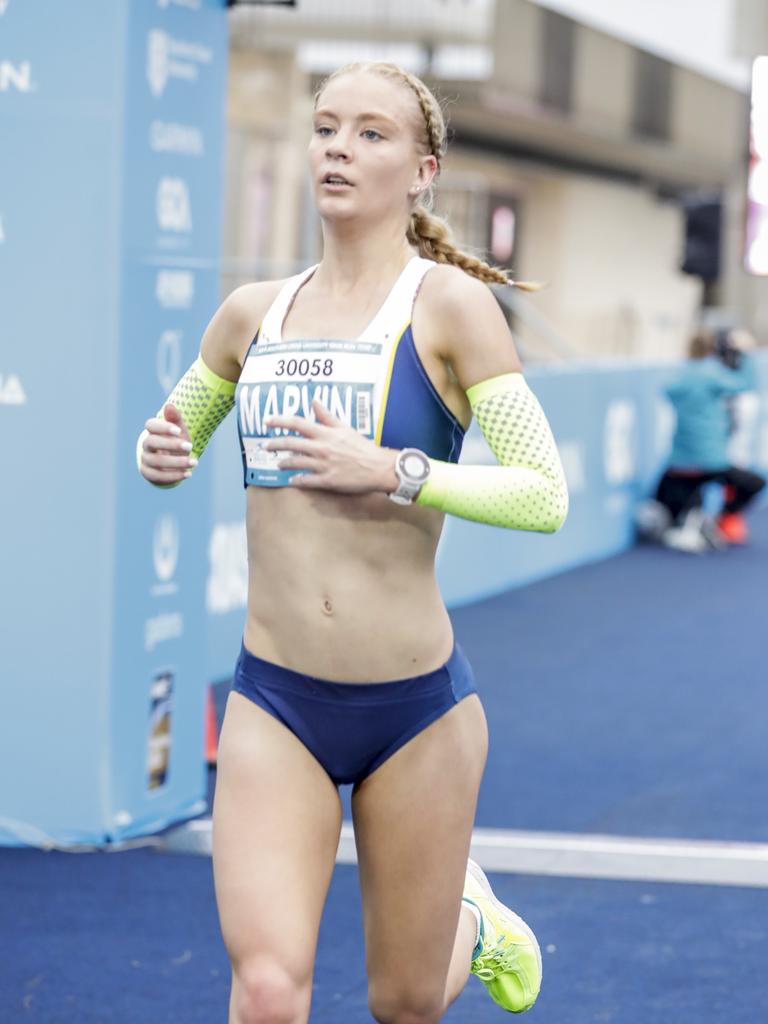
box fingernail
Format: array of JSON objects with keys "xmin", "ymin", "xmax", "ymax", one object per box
[
  {"xmin": 180, "ymin": 441, "xmax": 193, "ymax": 452},
  {"xmin": 188, "ymin": 457, "xmax": 198, "ymax": 467},
  {"xmin": 183, "ymin": 470, "xmax": 192, "ymax": 478},
  {"xmin": 168, "ymin": 425, "xmax": 182, "ymax": 436}
]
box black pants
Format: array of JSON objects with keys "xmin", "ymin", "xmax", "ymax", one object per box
[{"xmin": 655, "ymin": 467, "xmax": 766, "ymax": 523}]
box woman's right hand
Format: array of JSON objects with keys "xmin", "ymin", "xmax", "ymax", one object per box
[{"xmin": 139, "ymin": 403, "xmax": 198, "ymax": 485}]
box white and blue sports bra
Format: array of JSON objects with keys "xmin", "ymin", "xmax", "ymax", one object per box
[{"xmin": 235, "ymin": 256, "xmax": 465, "ymax": 487}]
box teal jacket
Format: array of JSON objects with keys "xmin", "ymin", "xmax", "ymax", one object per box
[{"xmin": 665, "ymin": 355, "xmax": 757, "ymax": 470}]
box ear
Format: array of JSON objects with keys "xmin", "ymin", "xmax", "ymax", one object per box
[{"xmin": 409, "ymin": 153, "xmax": 438, "ymax": 197}]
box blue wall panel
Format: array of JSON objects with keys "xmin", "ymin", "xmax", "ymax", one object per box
[{"xmin": 0, "ymin": 0, "xmax": 228, "ymax": 846}]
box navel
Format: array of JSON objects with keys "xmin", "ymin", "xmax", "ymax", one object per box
[{"xmin": 322, "ymin": 597, "xmax": 334, "ymax": 616}]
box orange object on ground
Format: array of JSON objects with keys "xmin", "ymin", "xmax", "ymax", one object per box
[
  {"xmin": 205, "ymin": 685, "xmax": 218, "ymax": 765},
  {"xmin": 717, "ymin": 512, "xmax": 748, "ymax": 544}
]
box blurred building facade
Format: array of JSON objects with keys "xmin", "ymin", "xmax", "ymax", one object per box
[{"xmin": 223, "ymin": 0, "xmax": 767, "ymax": 361}]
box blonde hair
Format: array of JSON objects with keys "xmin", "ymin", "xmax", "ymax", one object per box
[{"xmin": 316, "ymin": 62, "xmax": 538, "ymax": 292}]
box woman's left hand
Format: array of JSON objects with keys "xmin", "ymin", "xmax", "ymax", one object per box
[{"xmin": 264, "ymin": 400, "xmax": 399, "ymax": 494}]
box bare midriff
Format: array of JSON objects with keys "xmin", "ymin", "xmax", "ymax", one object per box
[{"xmin": 242, "ymin": 485, "xmax": 455, "ymax": 682}]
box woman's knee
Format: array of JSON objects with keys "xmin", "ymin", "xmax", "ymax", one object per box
[
  {"xmin": 368, "ymin": 982, "xmax": 445, "ymax": 1024},
  {"xmin": 231, "ymin": 957, "xmax": 309, "ymax": 1024}
]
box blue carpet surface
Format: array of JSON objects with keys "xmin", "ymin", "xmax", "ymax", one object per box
[
  {"xmin": 2, "ymin": 849, "xmax": 766, "ymax": 1023},
  {"xmin": 456, "ymin": 510, "xmax": 768, "ymax": 841}
]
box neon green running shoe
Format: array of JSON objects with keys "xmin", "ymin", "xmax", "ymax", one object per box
[{"xmin": 464, "ymin": 858, "xmax": 542, "ymax": 1013}]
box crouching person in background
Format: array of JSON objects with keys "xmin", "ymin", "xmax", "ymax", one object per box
[{"xmin": 637, "ymin": 328, "xmax": 765, "ymax": 553}]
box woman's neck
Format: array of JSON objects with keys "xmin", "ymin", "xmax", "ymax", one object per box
[{"xmin": 314, "ymin": 218, "xmax": 416, "ymax": 295}]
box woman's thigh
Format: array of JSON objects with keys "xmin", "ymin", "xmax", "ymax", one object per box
[
  {"xmin": 213, "ymin": 691, "xmax": 342, "ymax": 997},
  {"xmin": 351, "ymin": 694, "xmax": 488, "ymax": 1012}
]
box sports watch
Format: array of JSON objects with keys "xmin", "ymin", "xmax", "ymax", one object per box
[{"xmin": 387, "ymin": 448, "xmax": 431, "ymax": 505}]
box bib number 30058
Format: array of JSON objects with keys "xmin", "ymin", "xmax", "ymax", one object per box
[{"xmin": 274, "ymin": 357, "xmax": 334, "ymax": 378}]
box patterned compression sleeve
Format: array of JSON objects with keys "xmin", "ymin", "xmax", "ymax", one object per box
[
  {"xmin": 415, "ymin": 372, "xmax": 568, "ymax": 532},
  {"xmin": 136, "ymin": 355, "xmax": 236, "ymax": 484}
]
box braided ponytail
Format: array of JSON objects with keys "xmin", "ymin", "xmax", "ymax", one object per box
[
  {"xmin": 407, "ymin": 206, "xmax": 539, "ymax": 291},
  {"xmin": 317, "ymin": 61, "xmax": 539, "ymax": 292}
]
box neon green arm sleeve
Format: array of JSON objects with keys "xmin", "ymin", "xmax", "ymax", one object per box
[
  {"xmin": 136, "ymin": 355, "xmax": 237, "ymax": 485},
  {"xmin": 415, "ymin": 372, "xmax": 569, "ymax": 532}
]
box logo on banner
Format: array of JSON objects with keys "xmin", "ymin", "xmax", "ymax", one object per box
[
  {"xmin": 0, "ymin": 60, "xmax": 34, "ymax": 93},
  {"xmin": 146, "ymin": 670, "xmax": 174, "ymax": 791},
  {"xmin": 157, "ymin": 178, "xmax": 192, "ymax": 233},
  {"xmin": 603, "ymin": 399, "xmax": 636, "ymax": 485},
  {"xmin": 156, "ymin": 269, "xmax": 194, "ymax": 309},
  {"xmin": 654, "ymin": 397, "xmax": 675, "ymax": 456},
  {"xmin": 759, "ymin": 422, "xmax": 768, "ymax": 471},
  {"xmin": 153, "ymin": 514, "xmax": 179, "ymax": 584},
  {"xmin": 728, "ymin": 392, "xmax": 760, "ymax": 466},
  {"xmin": 157, "ymin": 330, "xmax": 182, "ymax": 394},
  {"xmin": 207, "ymin": 521, "xmax": 248, "ymax": 614},
  {"xmin": 146, "ymin": 28, "xmax": 212, "ymax": 98},
  {"xmin": 144, "ymin": 612, "xmax": 183, "ymax": 651},
  {"xmin": 147, "ymin": 30, "xmax": 169, "ymax": 96},
  {"xmin": 149, "ymin": 120, "xmax": 204, "ymax": 157},
  {"xmin": 557, "ymin": 440, "xmax": 586, "ymax": 495},
  {"xmin": 158, "ymin": 0, "xmax": 202, "ymax": 9},
  {"xmin": 0, "ymin": 374, "xmax": 27, "ymax": 405}
]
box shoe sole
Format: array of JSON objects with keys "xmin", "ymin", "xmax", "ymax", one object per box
[{"xmin": 467, "ymin": 858, "xmax": 543, "ymax": 978}]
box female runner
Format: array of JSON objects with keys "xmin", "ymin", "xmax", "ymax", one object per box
[{"xmin": 138, "ymin": 61, "xmax": 568, "ymax": 1024}]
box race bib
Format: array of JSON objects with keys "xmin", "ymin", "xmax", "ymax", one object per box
[{"xmin": 237, "ymin": 338, "xmax": 383, "ymax": 486}]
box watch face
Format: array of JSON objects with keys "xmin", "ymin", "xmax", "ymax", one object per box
[{"xmin": 401, "ymin": 450, "xmax": 430, "ymax": 482}]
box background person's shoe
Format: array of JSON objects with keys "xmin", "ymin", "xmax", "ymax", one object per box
[
  {"xmin": 660, "ymin": 526, "xmax": 708, "ymax": 553},
  {"xmin": 464, "ymin": 859, "xmax": 542, "ymax": 1013}
]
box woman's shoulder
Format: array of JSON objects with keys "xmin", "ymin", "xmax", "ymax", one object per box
[
  {"xmin": 219, "ymin": 279, "xmax": 287, "ymax": 332},
  {"xmin": 420, "ymin": 263, "xmax": 491, "ymax": 303},
  {"xmin": 201, "ymin": 279, "xmax": 287, "ymax": 376},
  {"xmin": 416, "ymin": 263, "xmax": 505, "ymax": 343},
  {"xmin": 414, "ymin": 262, "xmax": 521, "ymax": 379}
]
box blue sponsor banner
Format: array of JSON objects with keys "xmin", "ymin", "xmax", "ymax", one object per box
[
  {"xmin": 110, "ymin": 0, "xmax": 227, "ymax": 841},
  {"xmin": 0, "ymin": 0, "xmax": 227, "ymax": 847},
  {"xmin": 205, "ymin": 354, "xmax": 768, "ymax": 682},
  {"xmin": 1, "ymin": 0, "xmax": 127, "ymax": 845}
]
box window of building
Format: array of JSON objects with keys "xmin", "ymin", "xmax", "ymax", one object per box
[
  {"xmin": 539, "ymin": 9, "xmax": 575, "ymax": 116},
  {"xmin": 633, "ymin": 50, "xmax": 672, "ymax": 141}
]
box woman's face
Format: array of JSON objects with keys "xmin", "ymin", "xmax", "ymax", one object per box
[{"xmin": 310, "ymin": 71, "xmax": 436, "ymax": 227}]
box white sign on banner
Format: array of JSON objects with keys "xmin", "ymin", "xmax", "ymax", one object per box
[{"xmin": 0, "ymin": 60, "xmax": 34, "ymax": 92}]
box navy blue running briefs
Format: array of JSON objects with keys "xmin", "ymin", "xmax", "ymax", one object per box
[{"xmin": 232, "ymin": 642, "xmax": 478, "ymax": 786}]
